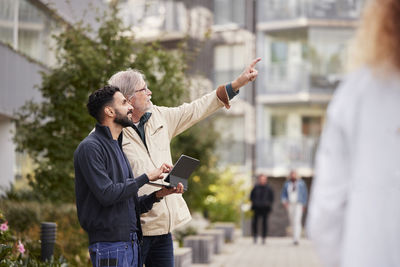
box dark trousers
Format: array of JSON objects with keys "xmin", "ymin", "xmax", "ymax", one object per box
[
  {"xmin": 141, "ymin": 233, "xmax": 173, "ymax": 267},
  {"xmin": 252, "ymin": 208, "xmax": 271, "ymax": 239}
]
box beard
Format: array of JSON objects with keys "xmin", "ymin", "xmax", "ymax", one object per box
[{"xmin": 114, "ymin": 110, "xmax": 134, "ymax": 128}]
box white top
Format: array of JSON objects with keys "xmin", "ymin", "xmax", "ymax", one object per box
[
  {"xmin": 307, "ymin": 67, "xmax": 400, "ymax": 267},
  {"xmin": 288, "ymin": 182, "xmax": 298, "ymax": 203}
]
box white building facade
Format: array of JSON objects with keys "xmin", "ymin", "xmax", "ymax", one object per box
[
  {"xmin": 0, "ymin": 0, "xmax": 105, "ymax": 191},
  {"xmin": 255, "ymin": 0, "xmax": 364, "ymax": 177}
]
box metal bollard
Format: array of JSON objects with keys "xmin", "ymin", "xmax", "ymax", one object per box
[{"xmin": 41, "ymin": 222, "xmax": 57, "ymax": 261}]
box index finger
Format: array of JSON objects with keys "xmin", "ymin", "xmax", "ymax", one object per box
[
  {"xmin": 177, "ymin": 183, "xmax": 184, "ymax": 191},
  {"xmin": 249, "ymin": 57, "xmax": 261, "ymax": 68}
]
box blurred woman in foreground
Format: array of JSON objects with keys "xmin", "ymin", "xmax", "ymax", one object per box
[{"xmin": 307, "ymin": 0, "xmax": 400, "ymax": 266}]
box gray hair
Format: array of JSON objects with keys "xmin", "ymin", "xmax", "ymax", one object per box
[{"xmin": 107, "ymin": 69, "xmax": 145, "ymax": 98}]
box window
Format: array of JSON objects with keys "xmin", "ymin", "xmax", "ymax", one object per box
[
  {"xmin": 307, "ymin": 28, "xmax": 354, "ymax": 89},
  {"xmin": 214, "ymin": 0, "xmax": 245, "ymax": 26},
  {"xmin": 214, "ymin": 115, "xmax": 245, "ymax": 165},
  {"xmin": 214, "ymin": 44, "xmax": 246, "ymax": 88},
  {"xmin": 0, "ymin": 0, "xmax": 16, "ymax": 46},
  {"xmin": 271, "ymin": 115, "xmax": 287, "ymax": 137},
  {"xmin": 302, "ymin": 116, "xmax": 322, "ymax": 137},
  {"xmin": 271, "ymin": 41, "xmax": 288, "ymax": 63},
  {"xmin": 121, "ymin": 0, "xmax": 187, "ymax": 39},
  {"xmin": 0, "ymin": 0, "xmax": 59, "ymax": 66}
]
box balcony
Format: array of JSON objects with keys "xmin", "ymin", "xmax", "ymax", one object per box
[
  {"xmin": 257, "ymin": 63, "xmax": 340, "ymax": 98},
  {"xmin": 216, "ymin": 140, "xmax": 246, "ymax": 166},
  {"xmin": 120, "ymin": 0, "xmax": 188, "ymax": 41},
  {"xmin": 257, "ymin": 0, "xmax": 364, "ymax": 22},
  {"xmin": 257, "ymin": 136, "xmax": 319, "ymax": 172}
]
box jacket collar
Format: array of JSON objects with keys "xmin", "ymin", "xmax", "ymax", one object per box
[
  {"xmin": 138, "ymin": 112, "xmax": 152, "ymax": 126},
  {"xmin": 95, "ymin": 123, "xmax": 123, "ymax": 145}
]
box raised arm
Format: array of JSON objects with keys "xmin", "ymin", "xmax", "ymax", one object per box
[
  {"xmin": 231, "ymin": 57, "xmax": 261, "ymax": 90},
  {"xmin": 163, "ymin": 58, "xmax": 262, "ymax": 138}
]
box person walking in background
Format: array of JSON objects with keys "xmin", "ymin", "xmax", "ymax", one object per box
[
  {"xmin": 281, "ymin": 170, "xmax": 308, "ymax": 245},
  {"xmin": 107, "ymin": 58, "xmax": 260, "ymax": 267},
  {"xmin": 307, "ymin": 0, "xmax": 400, "ymax": 266},
  {"xmin": 74, "ymin": 85, "xmax": 184, "ymax": 267},
  {"xmin": 250, "ymin": 174, "xmax": 274, "ymax": 244}
]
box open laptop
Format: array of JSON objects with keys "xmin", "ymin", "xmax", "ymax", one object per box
[{"xmin": 148, "ymin": 154, "xmax": 200, "ymax": 191}]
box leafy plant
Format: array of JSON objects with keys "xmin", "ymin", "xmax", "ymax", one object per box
[
  {"xmin": 0, "ymin": 211, "xmax": 67, "ymax": 267},
  {"xmin": 203, "ymin": 169, "xmax": 249, "ymax": 224},
  {"xmin": 0, "ymin": 201, "xmax": 88, "ymax": 266}
]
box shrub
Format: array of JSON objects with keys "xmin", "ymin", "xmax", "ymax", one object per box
[
  {"xmin": 0, "ymin": 210, "xmax": 67, "ymax": 266},
  {"xmin": 203, "ymin": 169, "xmax": 250, "ymax": 224},
  {"xmin": 0, "ymin": 201, "xmax": 90, "ymax": 266},
  {"xmin": 2, "ymin": 202, "xmax": 40, "ymax": 233}
]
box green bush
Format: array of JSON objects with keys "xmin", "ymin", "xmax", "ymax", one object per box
[
  {"xmin": 2, "ymin": 202, "xmax": 40, "ymax": 233},
  {"xmin": 203, "ymin": 169, "xmax": 250, "ymax": 224},
  {"xmin": 3, "ymin": 184, "xmax": 38, "ymax": 202},
  {"xmin": 0, "ymin": 210, "xmax": 67, "ymax": 266},
  {"xmin": 0, "ymin": 201, "xmax": 90, "ymax": 266}
]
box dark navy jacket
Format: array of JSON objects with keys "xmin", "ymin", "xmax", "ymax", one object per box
[{"xmin": 74, "ymin": 124, "xmax": 158, "ymax": 244}]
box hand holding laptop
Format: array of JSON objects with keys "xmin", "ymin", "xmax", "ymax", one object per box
[
  {"xmin": 155, "ymin": 183, "xmax": 184, "ymax": 199},
  {"xmin": 146, "ymin": 163, "xmax": 173, "ymax": 181},
  {"xmin": 145, "ymin": 163, "xmax": 184, "ymax": 198},
  {"xmin": 148, "ymin": 155, "xmax": 200, "ymax": 191}
]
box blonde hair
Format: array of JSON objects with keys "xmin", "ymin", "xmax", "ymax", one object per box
[
  {"xmin": 349, "ymin": 0, "xmax": 400, "ymax": 72},
  {"xmin": 108, "ymin": 69, "xmax": 145, "ymax": 98}
]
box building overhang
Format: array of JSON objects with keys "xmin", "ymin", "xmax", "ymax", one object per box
[
  {"xmin": 257, "ymin": 18, "xmax": 358, "ymax": 32},
  {"xmin": 133, "ymin": 31, "xmax": 186, "ymax": 43},
  {"xmin": 256, "ymin": 92, "xmax": 333, "ymax": 105},
  {"xmin": 0, "ymin": 42, "xmax": 45, "ymax": 119},
  {"xmin": 256, "ymin": 166, "xmax": 314, "ymax": 178}
]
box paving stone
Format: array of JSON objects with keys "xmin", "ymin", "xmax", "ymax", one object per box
[{"xmin": 191, "ymin": 237, "xmax": 321, "ymax": 267}]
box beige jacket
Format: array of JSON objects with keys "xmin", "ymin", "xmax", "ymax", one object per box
[{"xmin": 122, "ymin": 86, "xmax": 230, "ymax": 236}]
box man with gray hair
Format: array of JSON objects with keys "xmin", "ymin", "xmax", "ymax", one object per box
[{"xmin": 108, "ymin": 58, "xmax": 261, "ymax": 267}]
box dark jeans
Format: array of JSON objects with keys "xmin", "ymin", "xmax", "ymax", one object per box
[
  {"xmin": 141, "ymin": 233, "xmax": 174, "ymax": 267},
  {"xmin": 88, "ymin": 233, "xmax": 139, "ymax": 267},
  {"xmin": 252, "ymin": 208, "xmax": 271, "ymax": 239}
]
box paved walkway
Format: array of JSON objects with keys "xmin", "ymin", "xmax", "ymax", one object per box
[{"xmin": 192, "ymin": 237, "xmax": 321, "ymax": 267}]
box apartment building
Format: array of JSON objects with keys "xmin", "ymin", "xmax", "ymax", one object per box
[
  {"xmin": 253, "ymin": 0, "xmax": 365, "ymax": 235},
  {"xmin": 120, "ymin": 0, "xmax": 364, "ymax": 176},
  {"xmin": 119, "ymin": 0, "xmax": 257, "ymax": 174},
  {"xmin": 119, "ymin": 0, "xmax": 365, "ymax": 235},
  {"xmin": 256, "ymin": 0, "xmax": 364, "ymax": 178}
]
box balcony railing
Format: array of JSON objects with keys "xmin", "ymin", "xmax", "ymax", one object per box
[
  {"xmin": 216, "ymin": 140, "xmax": 246, "ymax": 166},
  {"xmin": 120, "ymin": 0, "xmax": 187, "ymax": 39},
  {"xmin": 258, "ymin": 63, "xmax": 309, "ymax": 93},
  {"xmin": 257, "ymin": 63, "xmax": 341, "ymax": 94},
  {"xmin": 257, "ymin": 0, "xmax": 365, "ymax": 22},
  {"xmin": 257, "ymin": 137, "xmax": 319, "ymax": 169}
]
